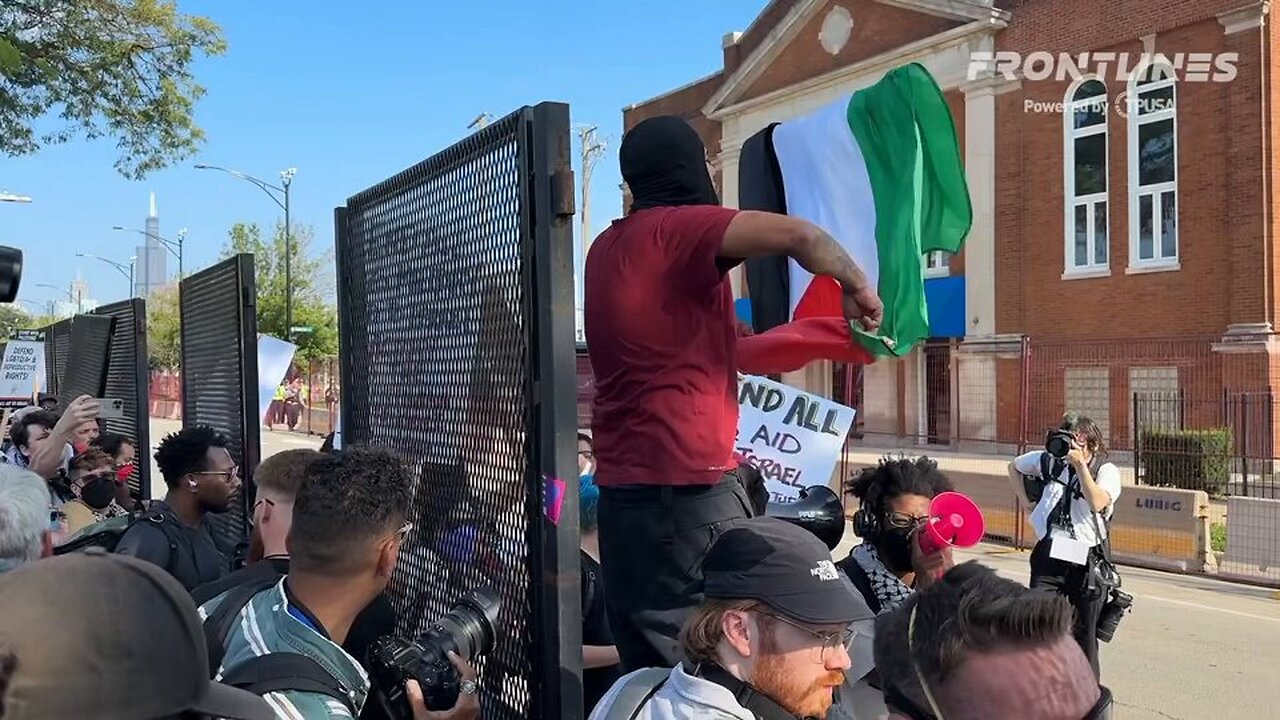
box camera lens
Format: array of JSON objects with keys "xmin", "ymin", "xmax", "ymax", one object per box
[
  {"xmin": 436, "ymin": 586, "xmax": 502, "ymax": 660},
  {"xmin": 0, "ymin": 246, "xmax": 23, "ymax": 303}
]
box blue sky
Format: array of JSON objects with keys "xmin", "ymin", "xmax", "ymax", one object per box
[{"xmin": 2, "ymin": 1, "xmax": 764, "ymax": 310}]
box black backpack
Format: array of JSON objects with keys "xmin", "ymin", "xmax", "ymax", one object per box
[
  {"xmin": 55, "ymin": 508, "xmax": 180, "ymax": 565},
  {"xmin": 201, "ymin": 570, "xmax": 358, "ymax": 714}
]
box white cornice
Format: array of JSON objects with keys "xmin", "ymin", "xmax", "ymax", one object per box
[
  {"xmin": 708, "ymin": 18, "xmax": 1006, "ymax": 123},
  {"xmin": 1218, "ymin": 2, "xmax": 1270, "ymax": 35}
]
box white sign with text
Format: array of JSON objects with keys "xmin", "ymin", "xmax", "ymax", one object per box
[
  {"xmin": 736, "ymin": 374, "xmax": 856, "ymax": 503},
  {"xmin": 0, "ymin": 330, "xmax": 46, "ymax": 406}
]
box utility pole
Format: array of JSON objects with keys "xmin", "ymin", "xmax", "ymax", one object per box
[{"xmin": 578, "ymin": 126, "xmax": 607, "ymax": 253}]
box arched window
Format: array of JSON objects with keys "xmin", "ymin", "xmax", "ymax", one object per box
[
  {"xmin": 1064, "ymin": 78, "xmax": 1109, "ymax": 274},
  {"xmin": 1127, "ymin": 63, "xmax": 1178, "ymax": 269}
]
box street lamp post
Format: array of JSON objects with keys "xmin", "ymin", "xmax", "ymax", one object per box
[
  {"xmin": 76, "ymin": 253, "xmax": 136, "ymax": 297},
  {"xmin": 113, "ymin": 226, "xmax": 186, "ymax": 287},
  {"xmin": 194, "ymin": 164, "xmax": 296, "ymax": 339},
  {"xmin": 35, "ymin": 282, "xmax": 78, "ymax": 315}
]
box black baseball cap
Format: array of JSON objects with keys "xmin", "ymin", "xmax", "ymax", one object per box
[
  {"xmin": 0, "ymin": 550, "xmax": 275, "ymax": 720},
  {"xmin": 703, "ymin": 517, "xmax": 873, "ymax": 625}
]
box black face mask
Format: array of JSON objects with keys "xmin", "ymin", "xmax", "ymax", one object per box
[
  {"xmin": 620, "ymin": 116, "xmax": 720, "ymax": 211},
  {"xmin": 878, "ymin": 526, "xmax": 916, "ymax": 575},
  {"xmin": 78, "ymin": 475, "xmax": 117, "ymax": 510}
]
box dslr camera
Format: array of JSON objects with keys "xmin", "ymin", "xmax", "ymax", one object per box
[
  {"xmin": 1096, "ymin": 588, "xmax": 1133, "ymax": 643},
  {"xmin": 1045, "ymin": 428, "xmax": 1075, "ymax": 459},
  {"xmin": 367, "ymin": 586, "xmax": 501, "ymax": 717}
]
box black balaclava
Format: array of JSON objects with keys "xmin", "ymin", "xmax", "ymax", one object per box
[{"xmin": 621, "ymin": 116, "xmax": 720, "ymax": 211}]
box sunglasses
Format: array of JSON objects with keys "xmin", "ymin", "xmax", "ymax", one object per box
[{"xmin": 908, "ymin": 604, "xmax": 1113, "ymax": 720}]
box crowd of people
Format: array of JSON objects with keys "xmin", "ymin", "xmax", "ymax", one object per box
[{"xmin": 0, "ymin": 114, "xmax": 1126, "ymax": 720}]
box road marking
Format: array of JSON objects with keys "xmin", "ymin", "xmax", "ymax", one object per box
[{"xmin": 1140, "ymin": 594, "xmax": 1280, "ymax": 624}]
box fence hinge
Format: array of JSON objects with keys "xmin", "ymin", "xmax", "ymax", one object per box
[{"xmin": 551, "ymin": 169, "xmax": 576, "ymax": 218}]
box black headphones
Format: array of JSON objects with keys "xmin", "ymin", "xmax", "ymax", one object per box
[{"xmin": 852, "ymin": 499, "xmax": 883, "ymax": 542}]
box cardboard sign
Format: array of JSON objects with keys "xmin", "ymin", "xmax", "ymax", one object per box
[
  {"xmin": 736, "ymin": 375, "xmax": 856, "ymax": 503},
  {"xmin": 0, "ymin": 330, "xmax": 46, "ymax": 408}
]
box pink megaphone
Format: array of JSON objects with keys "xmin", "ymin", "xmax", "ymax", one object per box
[{"xmin": 916, "ymin": 491, "xmax": 985, "ymax": 556}]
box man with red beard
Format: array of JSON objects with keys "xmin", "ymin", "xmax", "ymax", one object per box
[{"xmin": 590, "ymin": 518, "xmax": 874, "ymax": 720}]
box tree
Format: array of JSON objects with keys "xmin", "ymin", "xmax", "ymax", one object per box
[
  {"xmin": 146, "ymin": 283, "xmax": 181, "ymax": 369},
  {"xmin": 222, "ymin": 221, "xmax": 338, "ymax": 361},
  {"xmin": 0, "ymin": 304, "xmax": 31, "ymax": 337},
  {"xmin": 0, "ymin": 1, "xmax": 226, "ymax": 178}
]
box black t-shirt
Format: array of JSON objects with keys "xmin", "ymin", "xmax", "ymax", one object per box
[
  {"xmin": 114, "ymin": 501, "xmax": 228, "ymax": 591},
  {"xmin": 581, "ymin": 550, "xmax": 621, "ymax": 714}
]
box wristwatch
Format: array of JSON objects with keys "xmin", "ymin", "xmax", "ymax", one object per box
[{"xmin": 460, "ymin": 680, "xmax": 479, "ymax": 696}]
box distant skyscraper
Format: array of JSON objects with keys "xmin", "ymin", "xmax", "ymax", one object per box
[
  {"xmin": 134, "ymin": 192, "xmax": 168, "ymax": 296},
  {"xmin": 55, "ymin": 271, "xmax": 99, "ymax": 317}
]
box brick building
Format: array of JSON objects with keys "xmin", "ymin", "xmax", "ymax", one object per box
[{"xmin": 620, "ymin": 0, "xmax": 1279, "ymax": 457}]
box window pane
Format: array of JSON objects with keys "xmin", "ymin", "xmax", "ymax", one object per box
[
  {"xmin": 1094, "ymin": 200, "xmax": 1108, "ymax": 265},
  {"xmin": 1138, "ymin": 119, "xmax": 1175, "ymax": 185},
  {"xmin": 1074, "ymin": 97, "xmax": 1107, "ymax": 128},
  {"xmin": 1138, "ymin": 85, "xmax": 1174, "ymax": 115},
  {"xmin": 1139, "ymin": 194, "xmax": 1154, "ymax": 259},
  {"xmin": 1139, "ymin": 64, "xmax": 1172, "ymax": 85},
  {"xmin": 1161, "ymin": 191, "xmax": 1177, "ymax": 259},
  {"xmin": 1074, "ymin": 134, "xmax": 1107, "ymax": 196},
  {"xmin": 1074, "ymin": 205, "xmax": 1088, "ymax": 267},
  {"xmin": 1074, "ymin": 80, "xmax": 1106, "ymax": 101}
]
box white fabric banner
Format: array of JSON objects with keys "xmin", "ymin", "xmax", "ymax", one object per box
[{"xmin": 257, "ymin": 335, "xmax": 296, "ymax": 426}]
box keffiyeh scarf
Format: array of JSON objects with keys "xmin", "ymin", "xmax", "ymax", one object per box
[{"xmin": 851, "ymin": 542, "xmax": 913, "ymax": 613}]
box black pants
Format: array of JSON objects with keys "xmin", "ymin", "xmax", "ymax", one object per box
[
  {"xmin": 1029, "ymin": 537, "xmax": 1105, "ymax": 677},
  {"xmin": 597, "ymin": 472, "xmax": 754, "ymax": 672}
]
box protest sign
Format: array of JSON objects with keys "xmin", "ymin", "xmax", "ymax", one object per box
[
  {"xmin": 736, "ymin": 374, "xmax": 856, "ymax": 503},
  {"xmin": 0, "ymin": 329, "xmax": 46, "ymax": 408}
]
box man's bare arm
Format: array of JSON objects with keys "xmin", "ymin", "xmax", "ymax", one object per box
[
  {"xmin": 720, "ymin": 211, "xmax": 882, "ymax": 330},
  {"xmin": 720, "ymin": 211, "xmax": 865, "ymax": 289}
]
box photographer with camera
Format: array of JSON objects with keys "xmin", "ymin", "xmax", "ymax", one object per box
[
  {"xmin": 199, "ymin": 447, "xmax": 478, "ymax": 719},
  {"xmin": 1008, "ymin": 413, "xmax": 1124, "ymax": 677}
]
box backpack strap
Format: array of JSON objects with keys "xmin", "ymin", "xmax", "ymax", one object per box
[
  {"xmin": 202, "ymin": 571, "xmax": 286, "ymax": 675},
  {"xmin": 136, "ymin": 511, "xmax": 183, "ymax": 576},
  {"xmin": 836, "ymin": 554, "xmax": 882, "ymax": 615},
  {"xmin": 219, "ymin": 653, "xmax": 356, "ymax": 713},
  {"xmin": 598, "ymin": 667, "xmax": 669, "ymax": 720}
]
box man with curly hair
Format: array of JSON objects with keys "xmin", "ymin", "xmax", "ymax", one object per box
[{"xmin": 115, "ymin": 425, "xmax": 240, "ymax": 590}]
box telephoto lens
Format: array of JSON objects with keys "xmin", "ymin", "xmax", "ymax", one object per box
[
  {"xmin": 1096, "ymin": 589, "xmax": 1133, "ymax": 643},
  {"xmin": 1045, "ymin": 429, "xmax": 1074, "ymax": 459},
  {"xmin": 367, "ymin": 586, "xmax": 502, "ymax": 718}
]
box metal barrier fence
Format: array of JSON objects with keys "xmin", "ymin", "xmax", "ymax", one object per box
[
  {"xmin": 42, "ymin": 317, "xmax": 74, "ymax": 396},
  {"xmin": 55, "ymin": 315, "xmax": 114, "ymax": 409},
  {"xmin": 180, "ymin": 255, "xmax": 261, "ymax": 560},
  {"xmin": 93, "ymin": 299, "xmax": 152, "ymax": 501},
  {"xmin": 336, "ymin": 103, "xmax": 579, "ymax": 719}
]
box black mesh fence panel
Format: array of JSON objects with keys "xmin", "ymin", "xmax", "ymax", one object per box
[
  {"xmin": 336, "ymin": 103, "xmax": 579, "ymax": 719},
  {"xmin": 180, "ymin": 255, "xmax": 260, "ymax": 559},
  {"xmin": 93, "ymin": 299, "xmax": 152, "ymax": 500},
  {"xmin": 42, "ymin": 318, "xmax": 74, "ymax": 396},
  {"xmin": 55, "ymin": 314, "xmax": 114, "ymax": 406}
]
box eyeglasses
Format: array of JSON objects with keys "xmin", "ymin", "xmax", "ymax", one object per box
[
  {"xmin": 759, "ymin": 612, "xmax": 856, "ymax": 664},
  {"xmin": 392, "ymin": 521, "xmax": 414, "ymax": 545},
  {"xmin": 191, "ymin": 465, "xmax": 239, "ymax": 481},
  {"xmin": 908, "ymin": 604, "xmax": 1113, "ymax": 720},
  {"xmin": 886, "ymin": 511, "xmax": 928, "ymax": 530}
]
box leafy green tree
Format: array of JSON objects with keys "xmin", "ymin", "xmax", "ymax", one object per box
[
  {"xmin": 0, "ymin": 304, "xmax": 31, "ymax": 337},
  {"xmin": 0, "ymin": 0, "xmax": 226, "ymax": 178},
  {"xmin": 222, "ymin": 221, "xmax": 338, "ymax": 361},
  {"xmin": 146, "ymin": 284, "xmax": 181, "ymax": 369}
]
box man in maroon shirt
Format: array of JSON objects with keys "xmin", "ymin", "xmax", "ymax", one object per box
[{"xmin": 584, "ymin": 115, "xmax": 883, "ymax": 671}]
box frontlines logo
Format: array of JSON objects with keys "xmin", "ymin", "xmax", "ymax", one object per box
[{"xmin": 969, "ymin": 52, "xmax": 1238, "ymax": 83}]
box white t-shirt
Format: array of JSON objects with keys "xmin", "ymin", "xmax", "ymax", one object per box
[{"xmin": 1013, "ymin": 451, "xmax": 1122, "ymax": 547}]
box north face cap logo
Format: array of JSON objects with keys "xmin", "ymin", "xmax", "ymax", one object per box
[{"xmin": 810, "ymin": 560, "xmax": 839, "ymax": 581}]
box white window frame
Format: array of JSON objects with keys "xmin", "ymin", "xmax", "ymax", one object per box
[
  {"xmin": 924, "ymin": 250, "xmax": 949, "ymax": 278},
  {"xmin": 1127, "ymin": 61, "xmax": 1179, "ymax": 273},
  {"xmin": 1063, "ymin": 76, "xmax": 1110, "ymax": 279}
]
